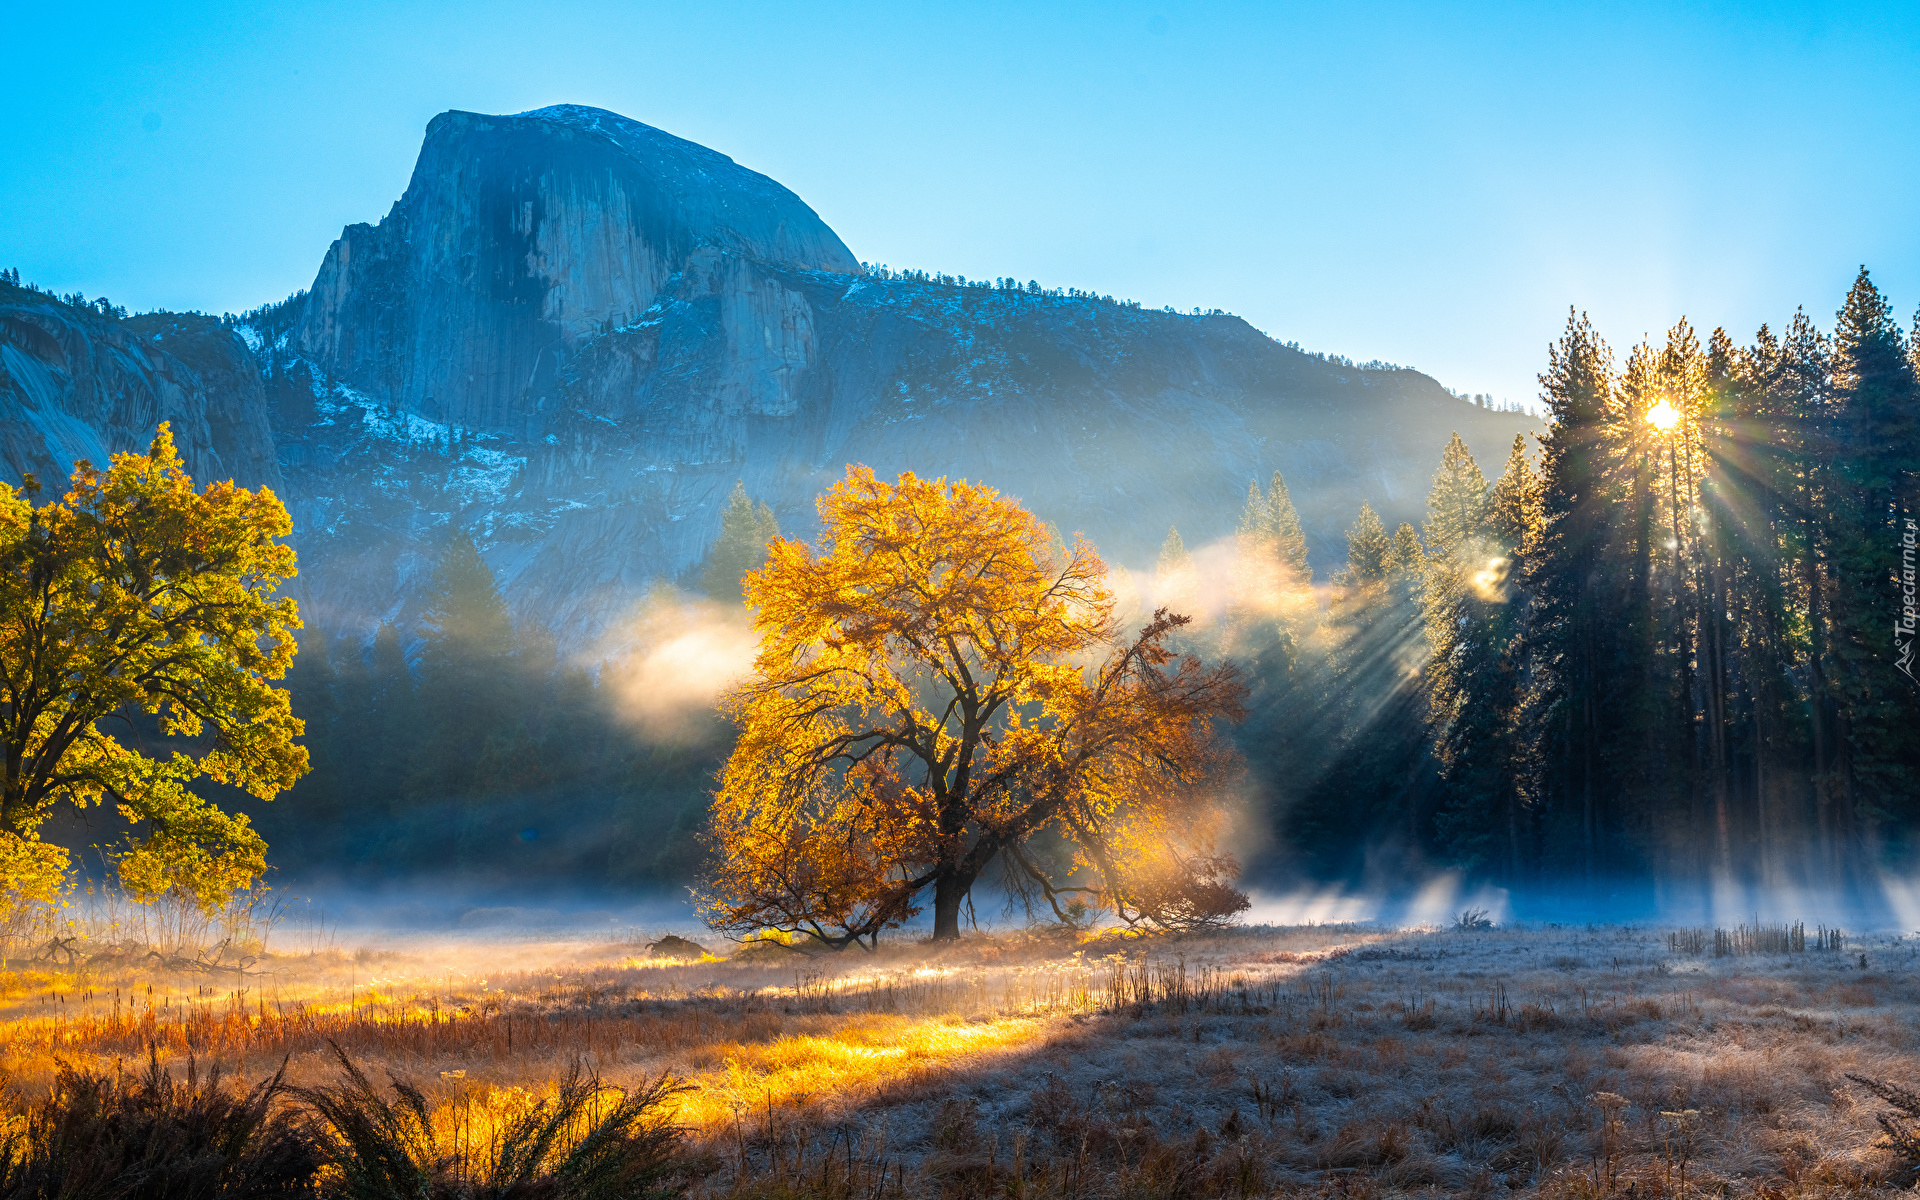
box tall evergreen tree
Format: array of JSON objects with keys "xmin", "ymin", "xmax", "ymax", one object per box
[
  {"xmin": 1345, "ymin": 503, "xmax": 1391, "ymax": 584},
  {"xmin": 1488, "ymin": 435, "xmax": 1541, "ymax": 564},
  {"xmin": 1231, "ymin": 480, "xmax": 1276, "ymax": 622},
  {"xmin": 1288, "ymin": 503, "xmax": 1436, "ymax": 864},
  {"xmin": 1824, "ymin": 269, "xmax": 1920, "ymax": 843},
  {"xmin": 701, "ymin": 481, "xmax": 780, "ymax": 603},
  {"xmin": 1230, "ymin": 476, "xmax": 1316, "ymax": 653},
  {"xmin": 1267, "ymin": 472, "xmax": 1311, "ymax": 580},
  {"xmin": 1157, "ymin": 525, "xmax": 1192, "ymax": 575},
  {"xmin": 1711, "ymin": 323, "xmax": 1812, "ymax": 882},
  {"xmin": 1422, "ymin": 433, "xmax": 1490, "ymax": 558},
  {"xmin": 1236, "ymin": 480, "xmax": 1269, "ymax": 544},
  {"xmin": 1418, "ymin": 436, "xmax": 1519, "ymax": 869},
  {"xmin": 1388, "ymin": 523, "xmax": 1425, "ymax": 611},
  {"xmin": 409, "ymin": 532, "xmax": 519, "ymax": 803},
  {"xmin": 1523, "ymin": 310, "xmax": 1623, "ymax": 881}
]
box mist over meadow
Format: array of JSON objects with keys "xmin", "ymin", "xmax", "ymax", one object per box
[
  {"xmin": 9, "ymin": 99, "xmax": 1920, "ymax": 933},
  {"xmin": 10, "ymin": 9, "xmax": 1920, "ymax": 1196}
]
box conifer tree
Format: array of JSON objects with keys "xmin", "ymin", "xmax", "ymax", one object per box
[
  {"xmin": 1230, "ymin": 477, "xmax": 1316, "ymax": 648},
  {"xmin": 1267, "ymin": 472, "xmax": 1310, "ymax": 580},
  {"xmin": 1709, "ymin": 323, "xmax": 1823, "ymax": 881},
  {"xmin": 409, "ymin": 533, "xmax": 519, "ymax": 803},
  {"xmin": 1237, "ymin": 480, "xmax": 1268, "ymax": 543},
  {"xmin": 1157, "ymin": 525, "xmax": 1192, "ymax": 575},
  {"xmin": 1228, "ymin": 478, "xmax": 1332, "ymax": 852},
  {"xmin": 1608, "ymin": 323, "xmax": 1708, "ymax": 873},
  {"xmin": 1423, "ymin": 433, "xmax": 1490, "ymax": 558},
  {"xmin": 1697, "ymin": 326, "xmax": 1742, "ymax": 875},
  {"xmin": 1524, "ymin": 310, "xmax": 1622, "ymax": 880},
  {"xmin": 1780, "ymin": 309, "xmax": 1838, "ymax": 856},
  {"xmin": 1388, "ymin": 523, "xmax": 1424, "ymax": 608},
  {"xmin": 1824, "ymin": 269, "xmax": 1920, "ymax": 833},
  {"xmin": 1345, "ymin": 503, "xmax": 1391, "ymax": 584},
  {"xmin": 701, "ymin": 481, "xmax": 781, "ymax": 604},
  {"xmin": 1418, "ymin": 438, "xmax": 1527, "ymax": 870},
  {"xmin": 1287, "ymin": 502, "xmax": 1436, "ymax": 863},
  {"xmin": 1488, "ymin": 435, "xmax": 1542, "ymax": 565},
  {"xmin": 1156, "ymin": 525, "xmax": 1199, "ymax": 618},
  {"xmin": 1230, "ymin": 481, "xmax": 1275, "ymax": 619}
]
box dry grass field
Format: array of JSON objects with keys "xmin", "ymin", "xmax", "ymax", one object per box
[{"xmin": 1, "ymin": 916, "xmax": 1917, "ymax": 1197}]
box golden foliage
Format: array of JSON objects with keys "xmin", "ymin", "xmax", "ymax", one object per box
[
  {"xmin": 700, "ymin": 466, "xmax": 1247, "ymax": 947},
  {"xmin": 0, "ymin": 425, "xmax": 305, "ymax": 911}
]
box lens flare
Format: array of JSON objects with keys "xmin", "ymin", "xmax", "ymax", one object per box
[{"xmin": 1645, "ymin": 398, "xmax": 1682, "ymax": 431}]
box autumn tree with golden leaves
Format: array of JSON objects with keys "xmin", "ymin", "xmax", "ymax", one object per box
[
  {"xmin": 0, "ymin": 426, "xmax": 306, "ymax": 912},
  {"xmin": 699, "ymin": 466, "xmax": 1247, "ymax": 947}
]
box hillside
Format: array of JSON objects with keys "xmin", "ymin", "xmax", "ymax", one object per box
[{"xmin": 2, "ymin": 105, "xmax": 1538, "ymax": 651}]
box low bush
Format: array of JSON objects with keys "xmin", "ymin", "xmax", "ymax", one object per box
[
  {"xmin": 0, "ymin": 1049, "xmax": 320, "ymax": 1199},
  {"xmin": 0, "ymin": 1043, "xmax": 690, "ymax": 1200},
  {"xmin": 293, "ymin": 1042, "xmax": 687, "ymax": 1200},
  {"xmin": 1848, "ymin": 1073, "xmax": 1920, "ymax": 1172}
]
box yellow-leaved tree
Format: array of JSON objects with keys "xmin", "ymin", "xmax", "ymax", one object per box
[
  {"xmin": 701, "ymin": 466, "xmax": 1248, "ymax": 947},
  {"xmin": 0, "ymin": 425, "xmax": 306, "ymax": 914}
]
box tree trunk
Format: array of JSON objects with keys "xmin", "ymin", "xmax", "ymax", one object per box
[
  {"xmin": 1807, "ymin": 549, "xmax": 1834, "ymax": 879},
  {"xmin": 1746, "ymin": 684, "xmax": 1763, "ymax": 884},
  {"xmin": 1705, "ymin": 549, "xmax": 1732, "ymax": 878},
  {"xmin": 931, "ymin": 871, "xmax": 970, "ymax": 941}
]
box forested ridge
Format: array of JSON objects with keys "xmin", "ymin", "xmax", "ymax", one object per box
[{"xmin": 267, "ymin": 269, "xmax": 1920, "ymax": 893}]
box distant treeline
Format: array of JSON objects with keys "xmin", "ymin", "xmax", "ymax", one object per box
[
  {"xmin": 1230, "ymin": 268, "xmax": 1920, "ymax": 887},
  {"xmin": 857, "ymin": 262, "xmax": 1241, "ymax": 320},
  {"xmin": 0, "ymin": 268, "xmax": 131, "ymax": 320}
]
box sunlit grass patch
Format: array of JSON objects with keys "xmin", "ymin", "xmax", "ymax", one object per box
[
  {"xmin": 0, "ymin": 920, "xmax": 1914, "ymax": 1195},
  {"xmin": 673, "ymin": 1012, "xmax": 1054, "ymax": 1128}
]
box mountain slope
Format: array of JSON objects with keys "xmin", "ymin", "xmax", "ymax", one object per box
[
  {"xmin": 271, "ymin": 105, "xmax": 1535, "ymax": 647},
  {"xmin": 0, "ymin": 282, "xmax": 280, "ymax": 491},
  {"xmin": 1, "ymin": 105, "xmax": 1537, "ymax": 652}
]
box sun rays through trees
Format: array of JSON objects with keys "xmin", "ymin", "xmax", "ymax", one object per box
[{"xmin": 1235, "ymin": 267, "xmax": 1920, "ymax": 891}]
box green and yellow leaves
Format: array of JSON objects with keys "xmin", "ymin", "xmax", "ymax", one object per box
[{"xmin": 0, "ymin": 424, "xmax": 305, "ymax": 911}]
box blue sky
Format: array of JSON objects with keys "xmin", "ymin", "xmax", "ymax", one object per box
[{"xmin": 5, "ymin": 1, "xmax": 1917, "ymax": 407}]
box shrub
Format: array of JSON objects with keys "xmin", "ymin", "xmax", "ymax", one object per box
[
  {"xmin": 293, "ymin": 1042, "xmax": 687, "ymax": 1200},
  {"xmin": 0, "ymin": 1048, "xmax": 320, "ymax": 1199},
  {"xmin": 1848, "ymin": 1074, "xmax": 1920, "ymax": 1170}
]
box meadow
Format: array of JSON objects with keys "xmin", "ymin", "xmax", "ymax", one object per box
[{"xmin": 1, "ymin": 912, "xmax": 1916, "ymax": 1198}]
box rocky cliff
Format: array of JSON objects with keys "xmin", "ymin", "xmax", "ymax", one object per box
[
  {"xmin": 0, "ymin": 282, "xmax": 280, "ymax": 492},
  {"xmin": 2, "ymin": 105, "xmax": 1538, "ymax": 651},
  {"xmin": 294, "ymin": 105, "xmax": 859, "ymax": 435}
]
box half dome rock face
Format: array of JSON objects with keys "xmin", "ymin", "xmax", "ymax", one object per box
[
  {"xmin": 260, "ymin": 104, "xmax": 1537, "ymax": 650},
  {"xmin": 293, "ymin": 104, "xmax": 858, "ymax": 435}
]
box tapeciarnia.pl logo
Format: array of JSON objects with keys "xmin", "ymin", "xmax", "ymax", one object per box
[{"xmin": 1900, "ymin": 516, "xmax": 1918, "ymax": 682}]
